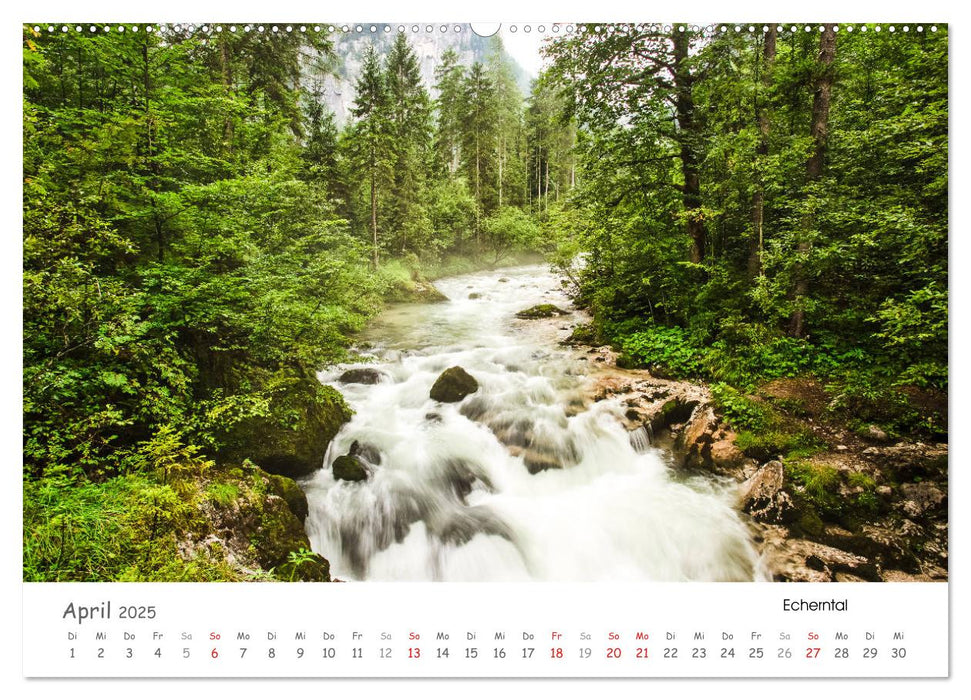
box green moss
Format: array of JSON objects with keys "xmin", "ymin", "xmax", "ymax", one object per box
[
  {"xmin": 332, "ymin": 454, "xmax": 368, "ymax": 481},
  {"xmin": 429, "ymin": 366, "xmax": 479, "ymax": 403},
  {"xmin": 268, "ymin": 473, "xmax": 309, "ymax": 522},
  {"xmin": 206, "ymin": 482, "xmax": 240, "ymax": 508},
  {"xmin": 736, "ymin": 428, "xmax": 823, "ymax": 461},
  {"xmin": 797, "ymin": 510, "xmax": 826, "ymax": 538},
  {"xmin": 248, "ymin": 497, "xmax": 310, "ymax": 569},
  {"xmin": 786, "ymin": 461, "xmax": 841, "ymax": 503},
  {"xmin": 847, "ymin": 472, "xmax": 877, "ymax": 490}
]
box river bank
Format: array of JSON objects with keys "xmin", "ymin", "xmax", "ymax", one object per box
[
  {"xmin": 304, "ymin": 262, "xmax": 947, "ymax": 583},
  {"xmin": 577, "ymin": 358, "xmax": 948, "ymax": 582},
  {"xmin": 536, "ymin": 308, "xmax": 948, "ymax": 582}
]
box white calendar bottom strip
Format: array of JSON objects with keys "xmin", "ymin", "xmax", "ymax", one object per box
[{"xmin": 23, "ymin": 582, "xmax": 948, "ymax": 678}]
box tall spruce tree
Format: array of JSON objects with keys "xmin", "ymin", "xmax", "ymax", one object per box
[
  {"xmin": 433, "ymin": 47, "xmax": 466, "ymax": 176},
  {"xmin": 349, "ymin": 45, "xmax": 392, "ymax": 267},
  {"xmin": 385, "ymin": 33, "xmax": 433, "ymax": 254}
]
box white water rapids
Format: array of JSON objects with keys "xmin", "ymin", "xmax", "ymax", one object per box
[{"xmin": 303, "ymin": 264, "xmax": 766, "ymax": 582}]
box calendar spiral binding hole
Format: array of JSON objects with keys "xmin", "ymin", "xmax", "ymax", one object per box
[{"xmin": 32, "ymin": 23, "xmax": 941, "ymax": 36}]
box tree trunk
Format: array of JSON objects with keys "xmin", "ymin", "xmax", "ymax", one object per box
[
  {"xmin": 790, "ymin": 24, "xmax": 836, "ymax": 337},
  {"xmin": 498, "ymin": 134, "xmax": 504, "ymax": 208},
  {"xmin": 474, "ymin": 128, "xmax": 481, "ymax": 246},
  {"xmin": 370, "ymin": 156, "xmax": 379, "ymax": 268},
  {"xmin": 544, "ymin": 157, "xmax": 549, "ymax": 212},
  {"xmin": 672, "ymin": 30, "xmax": 707, "ymax": 264},
  {"xmin": 749, "ymin": 25, "xmax": 776, "ymax": 279}
]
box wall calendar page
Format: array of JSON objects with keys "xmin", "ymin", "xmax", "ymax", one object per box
[{"xmin": 10, "ymin": 0, "xmax": 961, "ymax": 695}]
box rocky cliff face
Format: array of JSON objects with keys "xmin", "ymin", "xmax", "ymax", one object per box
[{"xmin": 301, "ymin": 27, "xmax": 533, "ymax": 124}]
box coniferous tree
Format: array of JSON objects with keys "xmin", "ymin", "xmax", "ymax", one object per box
[
  {"xmin": 433, "ymin": 47, "xmax": 466, "ymax": 176},
  {"xmin": 349, "ymin": 45, "xmax": 392, "ymax": 267},
  {"xmin": 385, "ymin": 33, "xmax": 433, "ymax": 254},
  {"xmin": 459, "ymin": 62, "xmax": 498, "ymax": 243}
]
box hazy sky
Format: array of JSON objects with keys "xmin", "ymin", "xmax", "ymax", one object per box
[{"xmin": 495, "ymin": 25, "xmax": 550, "ymax": 78}]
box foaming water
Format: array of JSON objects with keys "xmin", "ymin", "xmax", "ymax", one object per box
[{"xmin": 303, "ymin": 264, "xmax": 766, "ymax": 582}]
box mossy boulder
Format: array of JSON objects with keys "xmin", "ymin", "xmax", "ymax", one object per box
[
  {"xmin": 249, "ymin": 496, "xmax": 316, "ymax": 569},
  {"xmin": 564, "ymin": 322, "xmax": 599, "ymax": 346},
  {"xmin": 332, "ymin": 454, "xmax": 368, "ymax": 482},
  {"xmin": 201, "ymin": 464, "xmax": 330, "ymax": 582},
  {"xmin": 387, "ymin": 276, "xmax": 449, "ymax": 303},
  {"xmin": 222, "ymin": 376, "xmax": 352, "ymax": 480},
  {"xmin": 267, "ymin": 473, "xmax": 309, "ymax": 523},
  {"xmin": 515, "ymin": 304, "xmax": 569, "ymax": 319},
  {"xmin": 430, "ymin": 366, "xmax": 479, "ymax": 403},
  {"xmin": 796, "ymin": 510, "xmax": 826, "ymax": 538}
]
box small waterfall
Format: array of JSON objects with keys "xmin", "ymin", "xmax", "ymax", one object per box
[
  {"xmin": 302, "ymin": 265, "xmax": 766, "ymax": 582},
  {"xmin": 628, "ymin": 425, "xmax": 652, "ymax": 454}
]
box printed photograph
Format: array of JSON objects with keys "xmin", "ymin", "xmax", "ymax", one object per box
[{"xmin": 22, "ymin": 22, "xmax": 947, "ymax": 583}]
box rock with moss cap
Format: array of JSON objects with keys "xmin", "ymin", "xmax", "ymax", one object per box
[
  {"xmin": 221, "ymin": 376, "xmax": 352, "ymax": 480},
  {"xmin": 267, "ymin": 473, "xmax": 309, "ymax": 523},
  {"xmin": 515, "ymin": 304, "xmax": 570, "ymax": 319},
  {"xmin": 333, "ymin": 454, "xmax": 368, "ymax": 482},
  {"xmin": 430, "ymin": 366, "xmax": 479, "ymax": 403}
]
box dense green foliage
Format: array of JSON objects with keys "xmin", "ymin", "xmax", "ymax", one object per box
[
  {"xmin": 545, "ymin": 24, "xmax": 947, "ymax": 434},
  {"xmin": 22, "ymin": 25, "xmax": 570, "ymax": 581}
]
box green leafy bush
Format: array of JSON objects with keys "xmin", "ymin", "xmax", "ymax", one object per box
[
  {"xmin": 709, "ymin": 383, "xmax": 769, "ymax": 431},
  {"xmin": 620, "ymin": 326, "xmax": 705, "ymax": 377}
]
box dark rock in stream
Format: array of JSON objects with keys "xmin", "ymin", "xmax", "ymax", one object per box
[
  {"xmin": 333, "ymin": 454, "xmax": 368, "ymax": 482},
  {"xmin": 430, "ymin": 366, "xmax": 479, "ymax": 403},
  {"xmin": 522, "ymin": 450, "xmax": 565, "ymax": 475},
  {"xmin": 339, "ymin": 367, "xmax": 385, "ymax": 385},
  {"xmin": 349, "ymin": 440, "xmax": 382, "ymax": 465}
]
